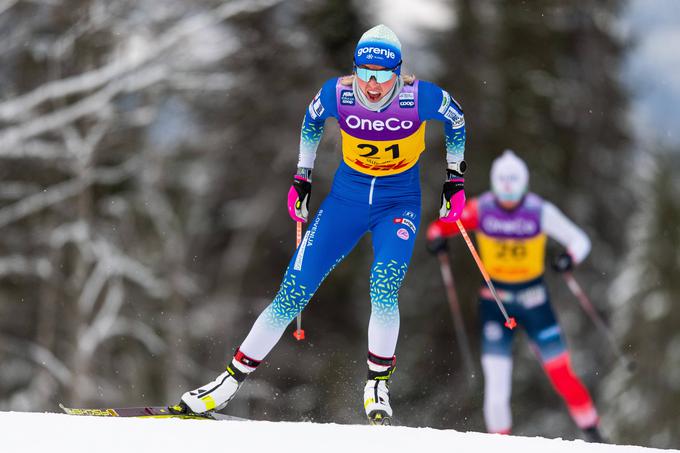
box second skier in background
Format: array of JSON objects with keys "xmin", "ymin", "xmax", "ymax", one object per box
[{"xmin": 427, "ymin": 150, "xmax": 605, "ymax": 442}]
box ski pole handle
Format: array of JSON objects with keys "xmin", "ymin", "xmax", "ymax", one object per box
[
  {"xmin": 293, "ymin": 221, "xmax": 305, "ymax": 341},
  {"xmin": 456, "ymin": 220, "xmax": 516, "ymax": 330},
  {"xmin": 563, "ymin": 272, "xmax": 635, "ymax": 372}
]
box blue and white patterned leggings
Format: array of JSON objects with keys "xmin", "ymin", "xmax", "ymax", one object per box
[{"xmin": 239, "ymin": 175, "xmax": 420, "ymax": 361}]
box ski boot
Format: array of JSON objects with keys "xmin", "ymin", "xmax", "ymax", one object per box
[
  {"xmin": 172, "ymin": 349, "xmax": 259, "ymax": 415},
  {"xmin": 583, "ymin": 426, "xmax": 607, "ymax": 443},
  {"xmin": 364, "ymin": 353, "xmax": 396, "ymax": 426}
]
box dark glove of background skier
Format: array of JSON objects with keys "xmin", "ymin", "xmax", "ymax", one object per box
[{"xmin": 551, "ymin": 252, "xmax": 573, "ymax": 273}]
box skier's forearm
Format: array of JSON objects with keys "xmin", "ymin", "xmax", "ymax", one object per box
[
  {"xmin": 298, "ymin": 114, "xmax": 325, "ymax": 170},
  {"xmin": 445, "ymin": 121, "xmax": 466, "ymax": 166},
  {"xmin": 542, "ymin": 202, "xmax": 591, "ymax": 264},
  {"xmin": 298, "ymin": 78, "xmax": 337, "ymax": 170},
  {"xmin": 438, "ymin": 110, "xmax": 466, "ymax": 224}
]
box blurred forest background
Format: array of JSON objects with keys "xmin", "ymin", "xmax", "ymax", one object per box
[{"xmin": 0, "ymin": 0, "xmax": 678, "ymax": 449}]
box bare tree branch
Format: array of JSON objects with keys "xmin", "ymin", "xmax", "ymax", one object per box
[
  {"xmin": 78, "ymin": 277, "xmax": 125, "ymax": 357},
  {"xmin": 0, "ymin": 255, "xmax": 52, "ymax": 278},
  {"xmin": 0, "ymin": 0, "xmax": 19, "ymax": 17},
  {"xmin": 109, "ymin": 318, "xmax": 166, "ymax": 356},
  {"xmin": 0, "ymin": 0, "xmax": 282, "ymax": 121},
  {"xmin": 0, "ymin": 335, "xmax": 72, "ymax": 386},
  {"xmin": 0, "ymin": 65, "xmax": 167, "ymax": 153},
  {"xmin": 0, "ymin": 156, "xmax": 141, "ymax": 229},
  {"xmin": 77, "ymin": 259, "xmax": 108, "ymax": 316}
]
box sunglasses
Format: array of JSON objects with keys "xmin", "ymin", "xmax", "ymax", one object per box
[{"xmin": 354, "ymin": 64, "xmax": 400, "ymax": 83}]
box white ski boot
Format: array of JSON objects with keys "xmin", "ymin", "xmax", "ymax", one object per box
[
  {"xmin": 173, "ymin": 349, "xmax": 258, "ymax": 415},
  {"xmin": 364, "ymin": 354, "xmax": 396, "ymax": 425}
]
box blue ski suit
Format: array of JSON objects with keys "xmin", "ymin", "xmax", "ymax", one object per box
[{"xmin": 239, "ymin": 76, "xmax": 466, "ymax": 361}]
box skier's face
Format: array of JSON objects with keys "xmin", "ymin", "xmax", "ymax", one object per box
[
  {"xmin": 355, "ymin": 64, "xmax": 397, "ymax": 102},
  {"xmin": 498, "ymin": 199, "xmax": 521, "ymax": 210}
]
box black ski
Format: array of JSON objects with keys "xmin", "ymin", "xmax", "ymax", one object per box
[{"xmin": 59, "ymin": 403, "xmax": 245, "ymax": 421}]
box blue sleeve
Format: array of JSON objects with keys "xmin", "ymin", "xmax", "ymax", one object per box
[
  {"xmin": 299, "ymin": 78, "xmax": 338, "ymax": 169},
  {"xmin": 418, "ymin": 80, "xmax": 466, "ymax": 164}
]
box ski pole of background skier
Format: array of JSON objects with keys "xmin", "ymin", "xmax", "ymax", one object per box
[
  {"xmin": 436, "ymin": 250, "xmax": 476, "ymax": 378},
  {"xmin": 456, "ymin": 220, "xmax": 516, "ymax": 330},
  {"xmin": 562, "ymin": 272, "xmax": 635, "ymax": 372},
  {"xmin": 293, "ymin": 221, "xmax": 305, "ymax": 340}
]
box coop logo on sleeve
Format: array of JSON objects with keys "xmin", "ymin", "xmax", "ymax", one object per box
[
  {"xmin": 399, "ymin": 99, "xmax": 415, "ymax": 108},
  {"xmin": 399, "ymin": 92, "xmax": 415, "ymax": 109}
]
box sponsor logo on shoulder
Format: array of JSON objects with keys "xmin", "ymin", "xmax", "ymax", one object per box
[
  {"xmin": 438, "ymin": 91, "xmax": 451, "ymax": 114},
  {"xmin": 399, "ymin": 92, "xmax": 415, "ymax": 108},
  {"xmin": 444, "ymin": 106, "xmax": 465, "ymax": 128},
  {"xmin": 308, "ymin": 89, "xmax": 324, "ymax": 119},
  {"xmin": 340, "ymin": 90, "xmax": 355, "ymax": 105}
]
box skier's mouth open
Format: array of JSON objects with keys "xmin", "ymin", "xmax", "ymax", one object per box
[{"xmin": 367, "ymin": 89, "xmax": 383, "ymax": 101}]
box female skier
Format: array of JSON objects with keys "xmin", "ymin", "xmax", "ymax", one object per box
[
  {"xmin": 427, "ymin": 150, "xmax": 604, "ymax": 441},
  {"xmin": 175, "ymin": 24, "xmax": 467, "ymax": 425}
]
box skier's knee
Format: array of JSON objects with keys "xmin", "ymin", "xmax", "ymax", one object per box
[
  {"xmin": 369, "ymin": 259, "xmax": 407, "ymax": 311},
  {"xmin": 270, "ymin": 276, "xmax": 312, "ymax": 321},
  {"xmin": 544, "ymin": 352, "xmax": 591, "ymax": 406}
]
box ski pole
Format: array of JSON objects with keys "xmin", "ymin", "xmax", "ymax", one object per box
[
  {"xmin": 437, "ymin": 250, "xmax": 476, "ymax": 377},
  {"xmin": 293, "ymin": 221, "xmax": 305, "ymax": 341},
  {"xmin": 456, "ymin": 220, "xmax": 516, "ymax": 330},
  {"xmin": 562, "ymin": 272, "xmax": 635, "ymax": 372}
]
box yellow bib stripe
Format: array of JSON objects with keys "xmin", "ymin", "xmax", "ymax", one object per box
[
  {"xmin": 341, "ymin": 122, "xmax": 427, "ymax": 176},
  {"xmin": 476, "ymin": 232, "xmax": 547, "ymax": 283}
]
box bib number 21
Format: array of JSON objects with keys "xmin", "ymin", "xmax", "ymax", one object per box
[{"xmin": 358, "ymin": 143, "xmax": 400, "ymax": 159}]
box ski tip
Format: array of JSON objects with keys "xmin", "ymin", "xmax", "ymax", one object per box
[{"xmin": 504, "ymin": 317, "xmax": 517, "ymax": 330}]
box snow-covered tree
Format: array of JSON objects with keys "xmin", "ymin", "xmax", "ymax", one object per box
[{"xmin": 603, "ymin": 149, "xmax": 680, "ymax": 449}]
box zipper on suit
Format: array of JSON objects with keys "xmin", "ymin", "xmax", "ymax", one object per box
[{"xmin": 369, "ymin": 176, "xmax": 377, "ymax": 205}]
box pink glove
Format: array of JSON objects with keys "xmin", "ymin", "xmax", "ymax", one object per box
[
  {"xmin": 439, "ymin": 178, "xmax": 465, "ymax": 223},
  {"xmin": 287, "ymin": 175, "xmax": 311, "ymax": 223}
]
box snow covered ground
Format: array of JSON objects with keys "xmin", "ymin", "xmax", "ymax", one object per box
[{"xmin": 0, "ymin": 411, "xmax": 677, "ymax": 453}]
